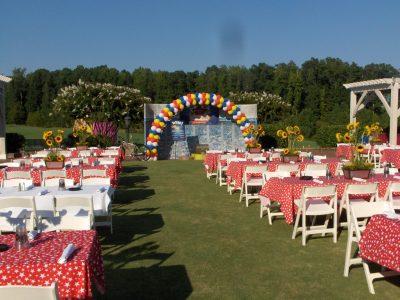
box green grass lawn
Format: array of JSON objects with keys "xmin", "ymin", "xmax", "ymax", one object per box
[{"xmin": 97, "ymin": 160, "xmax": 399, "ymax": 299}]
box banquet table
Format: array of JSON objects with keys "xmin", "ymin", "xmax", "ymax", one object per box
[
  {"xmin": 203, "ymin": 153, "xmax": 224, "ymax": 174},
  {"xmin": 336, "ymin": 144, "xmax": 352, "ymax": 159},
  {"xmin": 258, "ymin": 175, "xmax": 400, "ymax": 224},
  {"xmin": 0, "ymin": 185, "xmax": 114, "ymax": 218},
  {"xmin": 225, "ymin": 161, "xmax": 261, "ymax": 190},
  {"xmin": 359, "ymin": 214, "xmax": 400, "ymax": 272},
  {"xmin": 380, "ymin": 149, "xmax": 400, "ymax": 168},
  {"xmin": 0, "ymin": 165, "xmax": 118, "ymax": 187},
  {"xmin": 0, "ymin": 230, "xmax": 105, "ymax": 299},
  {"xmin": 267, "ymin": 158, "xmax": 340, "ymax": 177}
]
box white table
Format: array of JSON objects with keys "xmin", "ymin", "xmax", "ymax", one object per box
[{"xmin": 0, "ymin": 185, "xmax": 114, "ymax": 218}]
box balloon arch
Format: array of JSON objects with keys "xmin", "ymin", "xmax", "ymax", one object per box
[{"xmin": 146, "ymin": 92, "xmax": 256, "ymax": 160}]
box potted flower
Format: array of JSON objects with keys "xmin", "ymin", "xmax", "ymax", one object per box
[
  {"xmin": 73, "ymin": 119, "xmax": 93, "ymax": 150},
  {"xmin": 339, "ymin": 122, "xmax": 373, "ymax": 179},
  {"xmin": 245, "ymin": 124, "xmax": 266, "ymax": 153},
  {"xmin": 43, "ymin": 129, "xmax": 65, "ymax": 169},
  {"xmin": 276, "ymin": 125, "xmax": 304, "ymax": 162},
  {"xmin": 365, "ymin": 122, "xmax": 383, "ymax": 145}
]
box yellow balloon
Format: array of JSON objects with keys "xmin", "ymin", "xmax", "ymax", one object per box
[
  {"xmin": 151, "ymin": 149, "xmax": 157, "ymax": 153},
  {"xmin": 154, "ymin": 119, "xmax": 160, "ymax": 124},
  {"xmin": 217, "ymin": 104, "xmax": 222, "ymax": 108},
  {"xmin": 176, "ymin": 99, "xmax": 181, "ymax": 104},
  {"xmin": 205, "ymin": 100, "xmax": 210, "ymax": 105},
  {"xmin": 192, "ymin": 100, "xmax": 197, "ymax": 105},
  {"xmin": 154, "ymin": 135, "xmax": 159, "ymax": 140},
  {"xmin": 232, "ymin": 105, "xmax": 237, "ymax": 111},
  {"xmin": 149, "ymin": 133, "xmax": 154, "ymax": 138},
  {"xmin": 241, "ymin": 116, "xmax": 246, "ymax": 121},
  {"xmin": 228, "ymin": 110, "xmax": 233, "ymax": 115},
  {"xmin": 237, "ymin": 119, "xmax": 242, "ymax": 124},
  {"xmin": 191, "ymin": 94, "xmax": 196, "ymax": 99},
  {"xmin": 168, "ymin": 111, "xmax": 173, "ymax": 117},
  {"xmin": 160, "ymin": 122, "xmax": 165, "ymax": 127},
  {"xmin": 180, "ymin": 104, "xmax": 184, "ymax": 109},
  {"xmin": 163, "ymin": 108, "xmax": 169, "ymax": 113},
  {"xmin": 206, "ymin": 93, "xmax": 210, "ymax": 99}
]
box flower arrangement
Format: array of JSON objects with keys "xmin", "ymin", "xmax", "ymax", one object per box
[
  {"xmin": 364, "ymin": 122, "xmax": 383, "ymax": 143},
  {"xmin": 338, "ymin": 122, "xmax": 373, "ymax": 171},
  {"xmin": 245, "ymin": 124, "xmax": 266, "ymax": 148},
  {"xmin": 276, "ymin": 125, "xmax": 304, "ymax": 156},
  {"xmin": 42, "ymin": 129, "xmax": 65, "ymax": 162},
  {"xmin": 73, "ymin": 119, "xmax": 93, "ymax": 146}
]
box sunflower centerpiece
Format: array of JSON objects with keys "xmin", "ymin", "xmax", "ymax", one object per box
[
  {"xmin": 42, "ymin": 129, "xmax": 65, "ymax": 167},
  {"xmin": 73, "ymin": 119, "xmax": 93, "ymax": 150},
  {"xmin": 276, "ymin": 125, "xmax": 304, "ymax": 162},
  {"xmin": 337, "ymin": 122, "xmax": 373, "ymax": 179},
  {"xmin": 365, "ymin": 122, "xmax": 383, "ymax": 144},
  {"xmin": 245, "ymin": 124, "xmax": 266, "ymax": 152}
]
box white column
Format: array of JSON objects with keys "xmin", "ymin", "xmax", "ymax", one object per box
[
  {"xmin": 389, "ymin": 83, "xmax": 399, "ymax": 145},
  {"xmin": 350, "ymin": 91, "xmax": 357, "ymax": 123},
  {"xmin": 0, "ymin": 82, "xmax": 6, "ymax": 159}
]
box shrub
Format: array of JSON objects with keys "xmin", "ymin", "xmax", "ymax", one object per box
[
  {"xmin": 6, "ymin": 133, "xmax": 25, "ymax": 153},
  {"xmin": 314, "ymin": 124, "xmax": 346, "ymax": 147},
  {"xmin": 26, "ymin": 111, "xmax": 44, "ymax": 127}
]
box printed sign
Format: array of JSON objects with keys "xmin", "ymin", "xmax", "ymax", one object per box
[{"xmin": 171, "ymin": 121, "xmax": 186, "ymax": 141}]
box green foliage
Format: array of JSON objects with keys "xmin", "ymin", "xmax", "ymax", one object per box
[
  {"xmin": 6, "ymin": 133, "xmax": 25, "ymax": 153},
  {"xmin": 26, "ymin": 111, "xmax": 44, "ymax": 127},
  {"xmin": 313, "ymin": 124, "xmax": 346, "ymax": 147},
  {"xmin": 86, "ymin": 134, "xmax": 113, "ymax": 148}
]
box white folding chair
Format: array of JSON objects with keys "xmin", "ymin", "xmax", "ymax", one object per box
[
  {"xmin": 2, "ymin": 178, "xmax": 33, "ymax": 188},
  {"xmin": 41, "ymin": 169, "xmax": 67, "ymax": 186},
  {"xmin": 102, "ymin": 149, "xmax": 119, "ymax": 156},
  {"xmin": 5, "ymin": 170, "xmax": 31, "ymax": 180},
  {"xmin": 38, "ymin": 215, "xmax": 92, "ymax": 232},
  {"xmin": 0, "ymin": 282, "xmax": 59, "ymax": 300},
  {"xmin": 32, "ymin": 160, "xmax": 46, "ymax": 168},
  {"xmin": 82, "ymin": 168, "xmax": 107, "ymax": 178},
  {"xmin": 384, "ymin": 181, "xmax": 400, "ymax": 210},
  {"xmin": 0, "ymin": 196, "xmax": 36, "ymax": 233},
  {"xmin": 239, "ymin": 165, "xmax": 268, "ymax": 207},
  {"xmin": 81, "ymin": 177, "xmax": 111, "ymax": 186},
  {"xmin": 303, "ymin": 163, "xmax": 328, "ymax": 177},
  {"xmin": 215, "ymin": 154, "xmax": 232, "ymax": 186},
  {"xmin": 52, "ymin": 195, "xmax": 94, "ymax": 229},
  {"xmin": 43, "ymin": 178, "xmax": 74, "ymax": 187},
  {"xmin": 97, "ymin": 157, "xmax": 115, "ymax": 165},
  {"xmin": 69, "ymin": 157, "xmax": 89, "ymax": 166},
  {"xmin": 260, "ymin": 171, "xmax": 289, "ymax": 224},
  {"xmin": 78, "ymin": 150, "xmax": 92, "ymax": 157},
  {"xmin": 344, "ymin": 201, "xmax": 399, "ymax": 294},
  {"xmin": 30, "ymin": 150, "xmax": 50, "ymax": 158},
  {"xmin": 246, "ymin": 153, "xmax": 262, "ymax": 160},
  {"xmin": 269, "ymin": 152, "xmax": 281, "ymax": 161},
  {"xmin": 58, "ymin": 150, "xmax": 72, "ymax": 158},
  {"xmin": 292, "ymin": 185, "xmax": 337, "ymax": 246},
  {"xmin": 225, "ymin": 157, "xmax": 246, "ymax": 193},
  {"xmin": 339, "ymin": 183, "xmax": 378, "ymax": 228},
  {"xmin": 276, "ymin": 163, "xmax": 300, "ymax": 176},
  {"xmin": 373, "ymin": 167, "xmax": 397, "ymax": 175}
]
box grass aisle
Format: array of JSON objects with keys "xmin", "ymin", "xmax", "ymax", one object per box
[{"xmin": 98, "ymin": 160, "xmax": 399, "ymax": 299}]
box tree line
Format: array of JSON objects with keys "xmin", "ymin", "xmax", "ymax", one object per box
[{"xmin": 4, "ymin": 57, "xmax": 399, "ymax": 136}]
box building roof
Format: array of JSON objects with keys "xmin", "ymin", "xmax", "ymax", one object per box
[
  {"xmin": 0, "ymin": 74, "xmax": 12, "ymax": 83},
  {"xmin": 343, "ymin": 78, "xmax": 400, "ymax": 90}
]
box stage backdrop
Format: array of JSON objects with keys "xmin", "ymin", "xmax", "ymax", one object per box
[{"xmin": 144, "ymin": 104, "xmax": 257, "ymax": 159}]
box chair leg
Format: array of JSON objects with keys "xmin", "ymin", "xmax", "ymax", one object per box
[
  {"xmin": 245, "ymin": 184, "xmax": 249, "ymax": 207},
  {"xmin": 333, "ymin": 210, "xmax": 337, "ymax": 243},
  {"xmin": 260, "ymin": 204, "xmax": 264, "ymax": 218},
  {"xmin": 215, "ymin": 168, "xmax": 219, "ymax": 184},
  {"xmin": 239, "ymin": 180, "xmax": 245, "ymax": 202},
  {"xmin": 267, "ymin": 207, "xmax": 272, "ymax": 225},
  {"xmin": 362, "ymin": 261, "xmax": 376, "ymax": 294},
  {"xmin": 301, "ymin": 211, "xmax": 306, "ymax": 246},
  {"xmin": 292, "ymin": 208, "xmax": 301, "ymax": 239},
  {"xmin": 344, "ymin": 226, "xmax": 353, "ymax": 277}
]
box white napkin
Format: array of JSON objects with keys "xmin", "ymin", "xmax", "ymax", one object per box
[
  {"xmin": 58, "ymin": 244, "xmax": 76, "ymax": 264},
  {"xmin": 313, "ymin": 179, "xmax": 323, "ymax": 184},
  {"xmin": 393, "ymin": 176, "xmax": 400, "ymax": 180},
  {"xmin": 383, "ymin": 211, "xmax": 400, "ymax": 219},
  {"xmin": 97, "ymin": 187, "xmax": 106, "ymax": 193},
  {"xmin": 24, "ymin": 184, "xmax": 34, "ymax": 191},
  {"xmin": 352, "ymin": 177, "xmax": 366, "ymax": 182},
  {"xmin": 289, "ymin": 161, "xmax": 295, "ymax": 164},
  {"xmin": 28, "ymin": 230, "xmax": 38, "ymax": 241},
  {"xmin": 37, "ymin": 189, "xmax": 48, "ymax": 196}
]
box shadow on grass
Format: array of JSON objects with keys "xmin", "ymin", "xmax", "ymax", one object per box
[
  {"xmin": 97, "ymin": 265, "xmax": 193, "ymax": 299},
  {"xmin": 114, "ymin": 188, "xmax": 155, "ymax": 204},
  {"xmin": 122, "ymin": 165, "xmax": 148, "ymax": 173}
]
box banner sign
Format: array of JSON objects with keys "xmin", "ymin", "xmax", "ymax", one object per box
[{"xmin": 171, "ymin": 121, "xmax": 186, "ymax": 141}]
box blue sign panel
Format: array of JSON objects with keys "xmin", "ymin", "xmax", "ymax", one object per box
[{"xmin": 171, "ymin": 121, "xmax": 186, "ymax": 141}]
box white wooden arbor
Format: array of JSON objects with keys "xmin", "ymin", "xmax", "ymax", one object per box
[
  {"xmin": 343, "ymin": 78, "xmax": 400, "ymax": 145},
  {"xmin": 0, "ymin": 75, "xmax": 11, "ymax": 159}
]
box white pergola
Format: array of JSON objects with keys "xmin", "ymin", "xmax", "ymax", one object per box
[
  {"xmin": 0, "ymin": 74, "xmax": 11, "ymax": 159},
  {"xmin": 343, "ymin": 78, "xmax": 400, "ymax": 145}
]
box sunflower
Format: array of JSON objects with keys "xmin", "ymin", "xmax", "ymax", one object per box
[
  {"xmin": 57, "ymin": 129, "xmax": 64, "ymax": 134},
  {"xmin": 256, "ymin": 143, "xmax": 261, "ymax": 148},
  {"xmin": 42, "ymin": 130, "xmax": 52, "ymax": 140},
  {"xmin": 46, "ymin": 154, "xmax": 53, "ymax": 161},
  {"xmin": 346, "ymin": 123, "xmax": 355, "ymax": 131},
  {"xmin": 281, "ymin": 131, "xmax": 288, "ymax": 139},
  {"xmin": 343, "ymin": 133, "xmax": 351, "ymax": 142},
  {"xmin": 286, "ymin": 126, "xmax": 294, "ymax": 134},
  {"xmin": 56, "ymin": 155, "xmax": 64, "ymax": 162},
  {"xmin": 257, "ymin": 125, "xmax": 263, "ymax": 131},
  {"xmin": 356, "ymin": 144, "xmax": 365, "ymax": 153},
  {"xmin": 336, "ymin": 133, "xmax": 342, "ymax": 142},
  {"xmin": 73, "ymin": 132, "xmax": 78, "ymax": 138},
  {"xmin": 295, "ymin": 130, "xmax": 301, "ymax": 135},
  {"xmin": 46, "ymin": 139, "xmax": 53, "ymax": 147},
  {"xmin": 297, "ymin": 135, "xmax": 304, "ymax": 142},
  {"xmin": 277, "ymin": 129, "xmax": 283, "ymax": 137},
  {"xmin": 54, "ymin": 134, "xmax": 63, "ymax": 143},
  {"xmin": 250, "ymin": 124, "xmax": 255, "ymax": 130},
  {"xmin": 283, "ymin": 148, "xmax": 289, "ymax": 155}
]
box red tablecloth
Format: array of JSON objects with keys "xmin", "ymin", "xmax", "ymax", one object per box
[
  {"xmin": 259, "ymin": 175, "xmax": 399, "ymax": 224},
  {"xmin": 359, "ymin": 214, "xmax": 400, "ymax": 272},
  {"xmin": 0, "ymin": 165, "xmax": 118, "ymax": 187},
  {"xmin": 380, "ymin": 149, "xmax": 400, "ymax": 168},
  {"xmin": 267, "ymin": 159, "xmax": 340, "ymax": 177},
  {"xmin": 203, "ymin": 153, "xmax": 223, "ymax": 174},
  {"xmin": 336, "ymin": 144, "xmax": 352, "ymax": 159},
  {"xmin": 0, "ymin": 230, "xmax": 105, "ymax": 300},
  {"xmin": 225, "ymin": 161, "xmax": 261, "ymax": 189}
]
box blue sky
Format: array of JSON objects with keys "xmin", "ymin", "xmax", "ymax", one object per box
[{"xmin": 1, "ymin": 0, "xmax": 399, "ymax": 75}]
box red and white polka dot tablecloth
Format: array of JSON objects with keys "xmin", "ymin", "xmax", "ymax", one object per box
[
  {"xmin": 336, "ymin": 144, "xmax": 352, "ymax": 159},
  {"xmin": 267, "ymin": 159, "xmax": 340, "ymax": 177},
  {"xmin": 0, "ymin": 165, "xmax": 118, "ymax": 187},
  {"xmin": 359, "ymin": 214, "xmax": 400, "ymax": 272},
  {"xmin": 203, "ymin": 153, "xmax": 224, "ymax": 174},
  {"xmin": 380, "ymin": 149, "xmax": 400, "ymax": 168},
  {"xmin": 0, "ymin": 230, "xmax": 105, "ymax": 300},
  {"xmin": 225, "ymin": 161, "xmax": 262, "ymax": 189},
  {"xmin": 259, "ymin": 175, "xmax": 400, "ymax": 224}
]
